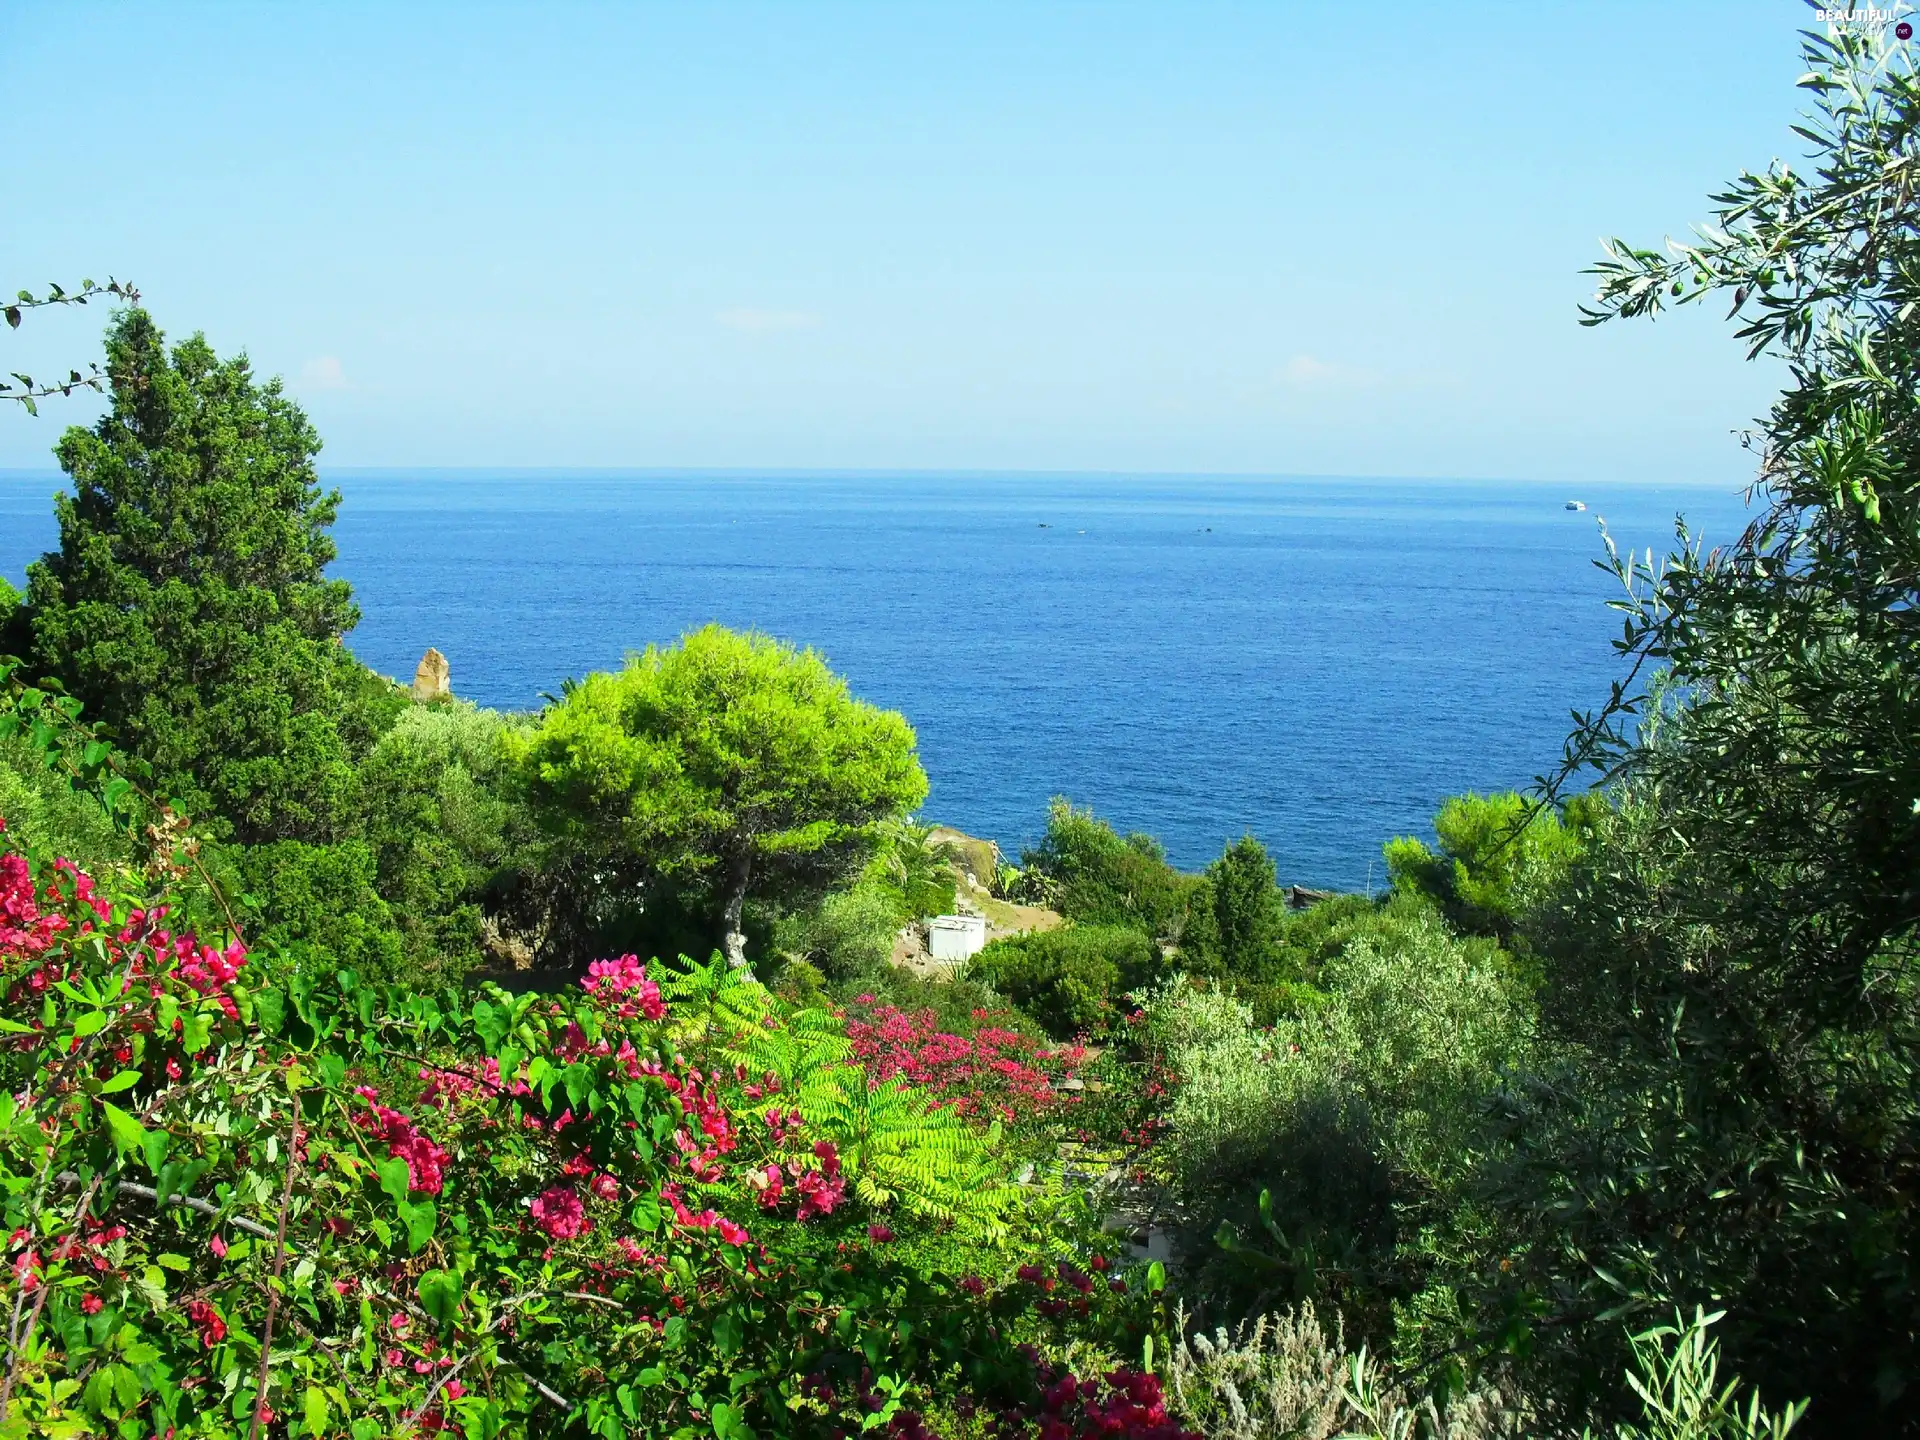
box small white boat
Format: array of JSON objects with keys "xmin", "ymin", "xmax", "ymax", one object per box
[{"xmin": 1564, "ymin": 500, "xmax": 1587, "ymax": 511}]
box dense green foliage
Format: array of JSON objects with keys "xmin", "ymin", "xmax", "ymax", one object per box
[
  {"xmin": 16, "ymin": 22, "xmax": 1920, "ymax": 1428},
  {"xmin": 1383, "ymin": 791, "xmax": 1600, "ymax": 939},
  {"xmin": 1199, "ymin": 836, "xmax": 1285, "ymax": 978},
  {"xmin": 13, "ymin": 309, "xmax": 401, "ymax": 847},
  {"xmin": 1114, "ymin": 897, "xmax": 1530, "ymax": 1341},
  {"xmin": 1420, "ymin": 26, "xmax": 1920, "ymax": 1433},
  {"xmin": 514, "ymin": 626, "xmax": 928, "ymax": 969},
  {"xmin": 1020, "ymin": 800, "xmax": 1201, "ymax": 943},
  {"xmin": 970, "ymin": 923, "xmax": 1163, "ymax": 1038},
  {"xmin": 357, "ymin": 703, "xmax": 532, "ymax": 980}
]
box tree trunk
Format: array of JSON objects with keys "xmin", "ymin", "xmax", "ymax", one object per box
[{"xmin": 721, "ymin": 850, "xmax": 753, "ymax": 972}]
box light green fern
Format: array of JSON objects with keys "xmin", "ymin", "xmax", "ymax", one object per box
[{"xmin": 661, "ymin": 958, "xmax": 1019, "ymax": 1233}]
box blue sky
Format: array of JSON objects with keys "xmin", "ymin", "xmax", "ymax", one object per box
[{"xmin": 2, "ymin": 2, "xmax": 1822, "ymax": 481}]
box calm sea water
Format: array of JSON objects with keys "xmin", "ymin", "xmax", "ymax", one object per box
[{"xmin": 0, "ymin": 470, "xmax": 1754, "ymax": 888}]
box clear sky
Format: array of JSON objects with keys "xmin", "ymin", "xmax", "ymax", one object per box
[{"xmin": 2, "ymin": 2, "xmax": 1824, "ymax": 482}]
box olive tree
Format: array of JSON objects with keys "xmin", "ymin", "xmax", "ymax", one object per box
[{"xmin": 1465, "ymin": 20, "xmax": 1920, "ymax": 1428}]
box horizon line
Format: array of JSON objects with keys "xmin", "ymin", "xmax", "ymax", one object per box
[{"xmin": 0, "ymin": 464, "xmax": 1746, "ymax": 489}]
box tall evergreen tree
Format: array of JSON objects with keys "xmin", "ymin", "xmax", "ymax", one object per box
[
  {"xmin": 18, "ymin": 309, "xmax": 396, "ymax": 843},
  {"xmin": 1205, "ymin": 833, "xmax": 1282, "ymax": 978}
]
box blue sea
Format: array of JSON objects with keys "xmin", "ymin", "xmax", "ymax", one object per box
[{"xmin": 0, "ymin": 470, "xmax": 1755, "ymax": 889}]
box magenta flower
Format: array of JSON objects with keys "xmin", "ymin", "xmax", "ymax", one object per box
[{"xmin": 531, "ymin": 1185, "xmax": 589, "ymax": 1241}]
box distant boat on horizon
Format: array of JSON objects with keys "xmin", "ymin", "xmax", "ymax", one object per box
[{"xmin": 1564, "ymin": 500, "xmax": 1587, "ymax": 511}]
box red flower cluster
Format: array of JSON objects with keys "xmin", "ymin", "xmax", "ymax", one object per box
[
  {"xmin": 352, "ymin": 1089, "xmax": 451, "ymax": 1194},
  {"xmin": 417, "ymin": 1057, "xmax": 501, "ymax": 1109},
  {"xmin": 659, "ymin": 1182, "xmax": 752, "ymax": 1245},
  {"xmin": 0, "ymin": 853, "xmax": 67, "ymax": 956},
  {"xmin": 183, "ymin": 1299, "xmax": 227, "ymax": 1349},
  {"xmin": 843, "ymin": 999, "xmax": 1082, "ymax": 1125},
  {"xmin": 660, "ymin": 1066, "xmax": 738, "ymax": 1182},
  {"xmin": 795, "ymin": 1139, "xmax": 846, "ymax": 1219},
  {"xmin": 531, "ymin": 1185, "xmax": 589, "ymax": 1240},
  {"xmin": 581, "ymin": 953, "xmax": 667, "ymax": 1020},
  {"xmin": 994, "ymin": 1367, "xmax": 1199, "ymax": 1440}
]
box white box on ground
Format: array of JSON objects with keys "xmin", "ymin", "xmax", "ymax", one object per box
[{"xmin": 926, "ymin": 914, "xmax": 987, "ymax": 962}]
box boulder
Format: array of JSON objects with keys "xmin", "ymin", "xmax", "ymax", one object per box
[
  {"xmin": 927, "ymin": 826, "xmax": 1000, "ymax": 893},
  {"xmin": 412, "ymin": 647, "xmax": 451, "ymax": 702}
]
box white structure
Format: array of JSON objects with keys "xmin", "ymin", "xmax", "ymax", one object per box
[{"xmin": 926, "ymin": 913, "xmax": 988, "ymax": 963}]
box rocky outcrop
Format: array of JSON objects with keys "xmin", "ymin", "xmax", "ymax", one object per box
[
  {"xmin": 927, "ymin": 827, "xmax": 999, "ymax": 892},
  {"xmin": 412, "ymin": 647, "xmax": 451, "ymax": 703}
]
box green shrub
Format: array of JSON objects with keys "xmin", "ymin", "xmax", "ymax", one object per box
[
  {"xmin": 969, "ymin": 922, "xmax": 1161, "ymax": 1036},
  {"xmin": 234, "ymin": 838, "xmax": 406, "ymax": 981},
  {"xmin": 1022, "ymin": 798, "xmax": 1202, "ymax": 941},
  {"xmin": 1204, "ymin": 834, "xmax": 1286, "ymax": 978},
  {"xmin": 357, "ymin": 700, "xmax": 531, "ymax": 979},
  {"xmin": 0, "ymin": 730, "xmax": 131, "ymax": 873},
  {"xmin": 773, "ymin": 879, "xmax": 903, "ymax": 979},
  {"xmin": 1383, "ymin": 791, "xmax": 1600, "ymax": 937},
  {"xmin": 1128, "ymin": 903, "xmax": 1534, "ymax": 1337},
  {"xmin": 875, "ymin": 819, "xmax": 960, "ymax": 920}
]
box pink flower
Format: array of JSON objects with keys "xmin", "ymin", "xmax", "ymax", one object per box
[
  {"xmin": 750, "ymin": 1163, "xmax": 785, "ymax": 1210},
  {"xmin": 530, "ymin": 1186, "xmax": 589, "ymax": 1241},
  {"xmin": 184, "ymin": 1299, "xmax": 226, "ymax": 1348},
  {"xmin": 354, "ymin": 1101, "xmax": 450, "ymax": 1195},
  {"xmin": 581, "ymin": 955, "xmax": 668, "ymax": 1019},
  {"xmin": 716, "ymin": 1217, "xmax": 750, "ymax": 1246},
  {"xmin": 81, "ymin": 1293, "xmax": 103, "ymax": 1314},
  {"xmin": 867, "ymin": 1223, "xmax": 894, "ymax": 1244},
  {"xmin": 794, "ymin": 1164, "xmax": 845, "ymax": 1221},
  {"xmin": 209, "ymin": 1234, "xmax": 228, "ymax": 1260}
]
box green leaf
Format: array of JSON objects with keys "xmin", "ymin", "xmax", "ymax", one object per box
[
  {"xmin": 712, "ymin": 1309, "xmax": 743, "ymax": 1356},
  {"xmin": 711, "ymin": 1401, "xmax": 752, "ymax": 1440},
  {"xmin": 417, "ymin": 1270, "xmax": 460, "ymax": 1326},
  {"xmin": 101, "ymin": 1102, "xmax": 149, "ymax": 1160},
  {"xmin": 97, "ymin": 1070, "xmax": 140, "ymax": 1095},
  {"xmin": 406, "ymin": 1199, "xmax": 437, "ymax": 1253},
  {"xmin": 376, "ymin": 1158, "xmax": 411, "ymax": 1205},
  {"xmin": 629, "ymin": 1191, "xmax": 661, "ymax": 1233},
  {"xmin": 563, "ymin": 1063, "xmax": 595, "ymax": 1110},
  {"xmin": 304, "ymin": 1385, "xmax": 330, "ymax": 1435},
  {"xmin": 471, "ymin": 998, "xmax": 509, "ymax": 1046},
  {"xmin": 155, "ymin": 1254, "xmax": 190, "ymax": 1273},
  {"xmin": 179, "ymin": 1010, "xmax": 213, "ymax": 1055},
  {"xmin": 71, "ymin": 1011, "xmax": 108, "ymax": 1040}
]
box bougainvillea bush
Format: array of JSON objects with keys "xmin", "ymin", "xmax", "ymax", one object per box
[
  {"xmin": 0, "ymin": 805, "xmax": 1184, "ymax": 1439},
  {"xmin": 841, "ymin": 996, "xmax": 1085, "ymax": 1144}
]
